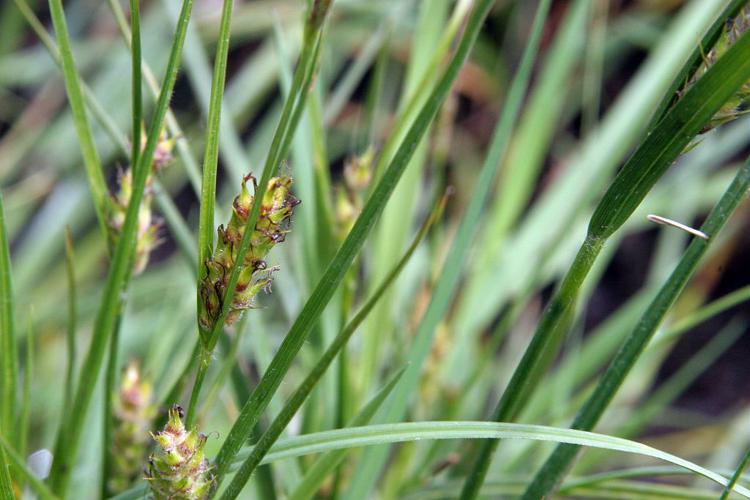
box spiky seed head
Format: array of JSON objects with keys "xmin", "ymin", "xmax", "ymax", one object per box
[
  {"xmin": 343, "ymin": 147, "xmax": 374, "ymax": 192},
  {"xmin": 108, "ymin": 126, "xmax": 174, "ymax": 275},
  {"xmin": 685, "ymin": 7, "xmax": 750, "ymax": 134},
  {"xmin": 108, "ymin": 361, "xmax": 156, "ymax": 494},
  {"xmin": 198, "ymin": 175, "xmax": 298, "ymax": 333},
  {"xmin": 335, "ymin": 148, "xmax": 374, "ymax": 241},
  {"xmin": 146, "ymin": 405, "xmax": 213, "ymax": 500}
]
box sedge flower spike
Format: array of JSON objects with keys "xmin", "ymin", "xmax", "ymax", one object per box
[
  {"xmin": 108, "ymin": 128, "xmax": 175, "ymax": 274},
  {"xmin": 199, "ymin": 174, "xmax": 299, "ymax": 332},
  {"xmin": 108, "ymin": 361, "xmax": 156, "ymax": 494},
  {"xmin": 145, "ymin": 405, "xmax": 213, "ymax": 500},
  {"xmin": 335, "ymin": 148, "xmax": 373, "ymax": 241},
  {"xmin": 686, "ymin": 7, "xmax": 750, "ymax": 132}
]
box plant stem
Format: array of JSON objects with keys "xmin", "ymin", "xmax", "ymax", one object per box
[
  {"xmin": 196, "ymin": 0, "xmax": 235, "ymax": 321},
  {"xmin": 46, "ymin": 0, "xmax": 110, "ymax": 239},
  {"xmin": 0, "ymin": 188, "xmax": 16, "ymax": 443},
  {"xmin": 459, "ymin": 236, "xmax": 603, "ymax": 499},
  {"xmin": 522, "ymin": 156, "xmax": 750, "ymax": 498},
  {"xmin": 220, "ymin": 191, "xmax": 445, "ymax": 499},
  {"xmin": 720, "ymin": 445, "xmax": 750, "ymax": 500},
  {"xmin": 185, "ymin": 348, "xmax": 211, "ymax": 429},
  {"xmin": 46, "ymin": 0, "xmax": 194, "ymax": 493}
]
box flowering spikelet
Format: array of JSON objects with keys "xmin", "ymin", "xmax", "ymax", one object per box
[
  {"xmin": 199, "ymin": 174, "xmax": 299, "ymax": 332},
  {"xmin": 146, "ymin": 405, "xmax": 213, "ymax": 500},
  {"xmin": 108, "ymin": 128, "xmax": 175, "ymax": 274},
  {"xmin": 108, "ymin": 361, "xmax": 156, "ymax": 494},
  {"xmin": 686, "ymin": 7, "xmax": 750, "ymax": 132},
  {"xmin": 335, "ymin": 148, "xmax": 373, "ymax": 241}
]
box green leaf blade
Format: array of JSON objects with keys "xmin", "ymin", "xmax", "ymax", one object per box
[{"xmin": 524, "ymin": 152, "xmax": 750, "ymax": 499}]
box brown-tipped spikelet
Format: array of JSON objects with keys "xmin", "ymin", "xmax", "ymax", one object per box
[
  {"xmin": 335, "ymin": 148, "xmax": 373, "ymax": 241},
  {"xmin": 199, "ymin": 174, "xmax": 299, "ymax": 332},
  {"xmin": 146, "ymin": 405, "xmax": 213, "ymax": 500},
  {"xmin": 108, "ymin": 361, "xmax": 156, "ymax": 494},
  {"xmin": 108, "ymin": 128, "xmax": 175, "ymax": 274},
  {"xmin": 686, "ymin": 7, "xmax": 750, "ymax": 133}
]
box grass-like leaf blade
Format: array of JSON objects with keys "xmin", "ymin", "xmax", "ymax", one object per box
[
  {"xmin": 463, "ymin": 20, "xmax": 750, "ymax": 499},
  {"xmin": 220, "ymin": 192, "xmax": 445, "ymax": 497},
  {"xmin": 46, "ymin": 0, "xmax": 195, "ymax": 493},
  {"xmin": 720, "ymin": 445, "xmax": 750, "ymax": 500},
  {"xmin": 588, "ymin": 29, "xmax": 750, "ymax": 239},
  {"xmin": 186, "ymin": 0, "xmax": 235, "ymax": 428},
  {"xmin": 210, "ymin": 0, "xmax": 495, "ymax": 485},
  {"xmin": 0, "ymin": 189, "xmax": 16, "ymax": 445},
  {"xmin": 196, "ymin": 0, "xmax": 234, "ymax": 310},
  {"xmin": 232, "ymin": 421, "xmax": 750, "ymax": 497},
  {"xmin": 47, "ymin": 0, "xmax": 110, "ymax": 238},
  {"xmin": 345, "ymin": 0, "xmax": 551, "ymax": 495},
  {"xmin": 522, "ymin": 153, "xmax": 750, "ymax": 498},
  {"xmin": 287, "ymin": 369, "xmax": 408, "ymax": 500}
]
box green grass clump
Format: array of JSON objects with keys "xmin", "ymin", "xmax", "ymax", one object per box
[{"xmin": 2, "ymin": 1, "xmax": 750, "ymax": 499}]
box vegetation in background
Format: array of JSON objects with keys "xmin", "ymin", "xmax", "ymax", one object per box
[{"xmin": 1, "ymin": 0, "xmax": 750, "ymax": 499}]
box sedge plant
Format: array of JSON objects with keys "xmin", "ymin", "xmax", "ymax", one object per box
[{"xmin": 2, "ymin": 1, "xmax": 750, "ymax": 499}]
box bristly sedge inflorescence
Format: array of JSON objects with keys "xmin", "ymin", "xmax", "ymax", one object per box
[
  {"xmin": 335, "ymin": 147, "xmax": 373, "ymax": 242},
  {"xmin": 686, "ymin": 6, "xmax": 750, "ymax": 133},
  {"xmin": 198, "ymin": 174, "xmax": 299, "ymax": 334},
  {"xmin": 108, "ymin": 128, "xmax": 175, "ymax": 274},
  {"xmin": 108, "ymin": 361, "xmax": 156, "ymax": 494},
  {"xmin": 145, "ymin": 405, "xmax": 213, "ymax": 500}
]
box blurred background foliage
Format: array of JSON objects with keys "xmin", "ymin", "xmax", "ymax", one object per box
[{"xmin": 2, "ymin": 0, "xmax": 750, "ymax": 498}]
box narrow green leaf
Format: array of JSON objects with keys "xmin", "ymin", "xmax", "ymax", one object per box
[
  {"xmin": 0, "ymin": 433, "xmax": 13, "ymax": 500},
  {"xmin": 47, "ymin": 0, "xmax": 110, "ymax": 238},
  {"xmin": 18, "ymin": 313, "xmax": 33, "ymax": 466},
  {"xmin": 221, "ymin": 193, "xmax": 445, "ymax": 498},
  {"xmin": 288, "ymin": 369, "xmax": 408, "ymax": 500},
  {"xmin": 648, "ymin": 0, "xmax": 750, "ymax": 127},
  {"xmin": 187, "ymin": 0, "xmax": 235, "ymax": 428},
  {"xmin": 657, "ymin": 282, "xmax": 750, "ymax": 345},
  {"xmin": 63, "ymin": 227, "xmax": 76, "ymax": 420},
  {"xmin": 47, "ymin": 0, "xmax": 195, "ymax": 493},
  {"xmin": 199, "ymin": 3, "xmax": 326, "ymax": 351},
  {"xmin": 0, "ymin": 190, "xmax": 16, "ymax": 443},
  {"xmin": 196, "ymin": 0, "xmax": 234, "ymax": 304},
  {"xmin": 345, "ymin": 0, "xmax": 551, "ymax": 496},
  {"xmin": 233, "ymin": 421, "xmax": 750, "ymax": 497},
  {"xmin": 130, "ymin": 0, "xmax": 142, "ymax": 169},
  {"xmin": 618, "ymin": 320, "xmax": 744, "ymax": 440},
  {"xmin": 523, "ymin": 154, "xmax": 750, "ymax": 499},
  {"xmin": 159, "ymin": 0, "xmax": 249, "ymax": 183},
  {"xmin": 589, "ymin": 28, "xmax": 750, "ymax": 239},
  {"xmin": 105, "ymin": 0, "xmax": 203, "ymax": 194},
  {"xmin": 464, "ymin": 16, "xmax": 750, "ymax": 499},
  {"xmin": 559, "ymin": 466, "xmax": 743, "ymax": 493},
  {"xmin": 183, "ymin": 0, "xmax": 330, "ymax": 443},
  {"xmin": 720, "ymin": 446, "xmax": 750, "ymax": 500},
  {"xmin": 474, "ymin": 0, "xmax": 589, "ymax": 265},
  {"xmin": 211, "ymin": 0, "xmax": 493, "ymax": 485},
  {"xmin": 412, "ymin": 477, "xmax": 725, "ymax": 499},
  {"xmin": 16, "ymin": 0, "xmax": 200, "ymax": 273},
  {"xmin": 104, "ymin": 11, "xmax": 144, "ymax": 468},
  {"xmin": 360, "ymin": 0, "xmax": 467, "ymax": 397}
]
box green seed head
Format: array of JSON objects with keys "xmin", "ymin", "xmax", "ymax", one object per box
[
  {"xmin": 335, "ymin": 149, "xmax": 373, "ymax": 241},
  {"xmin": 146, "ymin": 405, "xmax": 213, "ymax": 500},
  {"xmin": 109, "ymin": 362, "xmax": 156, "ymax": 494},
  {"xmin": 199, "ymin": 175, "xmax": 299, "ymax": 333},
  {"xmin": 108, "ymin": 128, "xmax": 174, "ymax": 274},
  {"xmin": 686, "ymin": 7, "xmax": 750, "ymax": 133}
]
